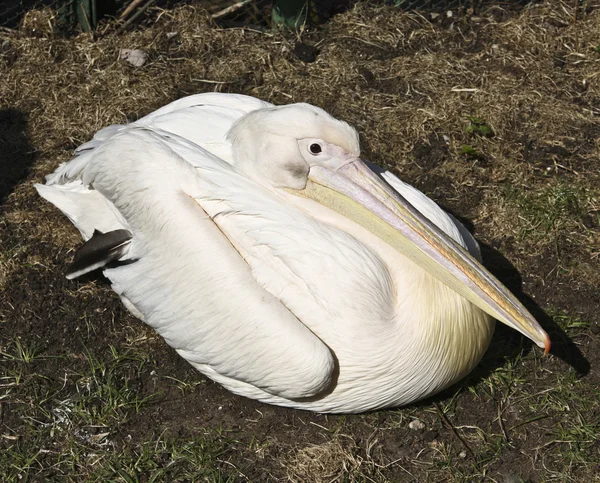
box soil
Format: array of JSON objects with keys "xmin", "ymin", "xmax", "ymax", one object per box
[{"xmin": 1, "ymin": 1, "xmax": 599, "ymax": 481}]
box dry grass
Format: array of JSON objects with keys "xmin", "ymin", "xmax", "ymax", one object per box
[
  {"xmin": 1, "ymin": 1, "xmax": 600, "ymax": 481},
  {"xmin": 286, "ymin": 435, "xmax": 364, "ymax": 481}
]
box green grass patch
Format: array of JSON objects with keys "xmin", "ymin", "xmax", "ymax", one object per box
[
  {"xmin": 0, "ymin": 343, "xmax": 243, "ymax": 482},
  {"xmin": 503, "ymin": 182, "xmax": 592, "ymax": 243},
  {"xmin": 465, "ymin": 117, "xmax": 495, "ymax": 138},
  {"xmin": 1, "ymin": 338, "xmax": 44, "ymax": 363},
  {"xmin": 0, "ymin": 431, "xmax": 241, "ymax": 482}
]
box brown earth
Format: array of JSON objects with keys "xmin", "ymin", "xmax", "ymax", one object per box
[{"xmin": 1, "ymin": 1, "xmax": 599, "ymax": 481}]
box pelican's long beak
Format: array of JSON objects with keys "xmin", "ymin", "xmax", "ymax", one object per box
[{"xmin": 292, "ymin": 159, "xmax": 550, "ymax": 354}]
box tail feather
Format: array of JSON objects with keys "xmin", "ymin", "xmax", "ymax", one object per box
[
  {"xmin": 66, "ymin": 229, "xmax": 132, "ymax": 279},
  {"xmin": 35, "ymin": 183, "xmax": 129, "ymax": 240}
]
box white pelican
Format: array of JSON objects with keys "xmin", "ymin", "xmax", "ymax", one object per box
[{"xmin": 36, "ymin": 93, "xmax": 550, "ymax": 413}]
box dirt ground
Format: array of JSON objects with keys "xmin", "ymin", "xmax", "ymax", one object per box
[{"xmin": 1, "ymin": 1, "xmax": 599, "ymax": 481}]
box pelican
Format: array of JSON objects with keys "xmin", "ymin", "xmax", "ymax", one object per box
[{"xmin": 36, "ymin": 93, "xmax": 550, "ymax": 413}]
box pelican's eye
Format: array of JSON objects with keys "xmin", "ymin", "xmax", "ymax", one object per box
[{"xmin": 309, "ymin": 143, "xmax": 322, "ymax": 155}]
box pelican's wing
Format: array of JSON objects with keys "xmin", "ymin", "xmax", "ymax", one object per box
[
  {"xmin": 128, "ymin": 93, "xmax": 273, "ymax": 163},
  {"xmin": 37, "ymin": 127, "xmax": 334, "ymax": 400},
  {"xmin": 162, "ymin": 131, "xmax": 397, "ymax": 328},
  {"xmin": 77, "ymin": 93, "xmax": 272, "ymax": 158},
  {"xmin": 369, "ymin": 165, "xmax": 482, "ymax": 261},
  {"xmin": 133, "ymin": 92, "xmax": 272, "ymax": 122},
  {"xmin": 48, "ymin": 94, "xmax": 273, "ymax": 186}
]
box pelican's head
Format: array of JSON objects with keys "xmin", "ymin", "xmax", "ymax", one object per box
[
  {"xmin": 228, "ymin": 103, "xmax": 550, "ymax": 354},
  {"xmin": 228, "ymin": 103, "xmax": 360, "ymax": 189}
]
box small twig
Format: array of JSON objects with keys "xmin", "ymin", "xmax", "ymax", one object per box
[
  {"xmin": 115, "ymin": 0, "xmax": 157, "ymax": 36},
  {"xmin": 190, "ymin": 79, "xmax": 231, "ymax": 84},
  {"xmin": 308, "ymin": 421, "xmax": 330, "ymax": 431},
  {"xmin": 211, "ymin": 0, "xmax": 253, "ymax": 20},
  {"xmin": 434, "ymin": 403, "xmax": 477, "ymax": 461},
  {"xmin": 497, "ymin": 400, "xmax": 510, "ymax": 443},
  {"xmin": 119, "ymin": 0, "xmax": 146, "ymax": 21}
]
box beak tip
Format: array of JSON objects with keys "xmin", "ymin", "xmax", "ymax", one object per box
[{"xmin": 542, "ymin": 333, "xmax": 551, "ymax": 355}]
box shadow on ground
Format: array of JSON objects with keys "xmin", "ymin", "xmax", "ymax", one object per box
[
  {"xmin": 447, "ymin": 208, "xmax": 589, "ymax": 373},
  {"xmin": 409, "ymin": 231, "xmax": 590, "ymax": 412},
  {"xmin": 479, "ymin": 241, "xmax": 590, "ymax": 376},
  {"xmin": 0, "ymin": 108, "xmax": 36, "ymax": 205}
]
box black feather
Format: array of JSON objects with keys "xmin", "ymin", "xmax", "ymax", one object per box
[{"xmin": 66, "ymin": 229, "xmax": 132, "ymax": 280}]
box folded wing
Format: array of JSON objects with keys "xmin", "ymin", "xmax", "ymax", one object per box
[{"xmin": 36, "ymin": 126, "xmax": 334, "ymax": 400}]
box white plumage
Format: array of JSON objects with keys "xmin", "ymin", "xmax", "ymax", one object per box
[{"xmin": 36, "ymin": 93, "xmax": 548, "ymax": 413}]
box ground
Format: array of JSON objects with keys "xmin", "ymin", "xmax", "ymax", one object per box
[{"xmin": 1, "ymin": 1, "xmax": 599, "ymax": 481}]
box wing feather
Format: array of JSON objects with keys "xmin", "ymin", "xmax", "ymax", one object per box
[{"xmin": 43, "ymin": 127, "xmax": 335, "ymax": 400}]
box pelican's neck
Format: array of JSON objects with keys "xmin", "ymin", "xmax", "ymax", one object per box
[
  {"xmin": 389, "ymin": 270, "xmax": 495, "ymax": 404},
  {"xmin": 279, "ymin": 190, "xmax": 495, "ymax": 408}
]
